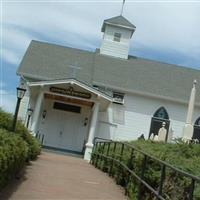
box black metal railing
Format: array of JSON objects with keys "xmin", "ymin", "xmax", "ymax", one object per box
[{"xmin": 90, "ymin": 137, "xmax": 200, "ymax": 200}]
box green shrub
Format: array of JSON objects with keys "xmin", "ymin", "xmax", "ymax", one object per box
[
  {"xmin": 0, "ymin": 108, "xmax": 41, "ymax": 160},
  {"xmin": 0, "ymin": 128, "xmax": 28, "ymax": 188},
  {"xmin": 0, "ymin": 108, "xmax": 41, "ymax": 189},
  {"xmin": 0, "ymin": 108, "xmax": 13, "ymax": 131},
  {"xmin": 91, "ymin": 140, "xmax": 200, "ymax": 200},
  {"xmin": 131, "ymin": 140, "xmax": 200, "ymax": 177}
]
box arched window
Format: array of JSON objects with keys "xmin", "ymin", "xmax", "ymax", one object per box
[
  {"xmin": 149, "ymin": 107, "xmax": 170, "ymax": 140},
  {"xmin": 154, "ymin": 107, "xmax": 169, "ymax": 119},
  {"xmin": 194, "ymin": 117, "xmax": 200, "ymax": 126},
  {"xmin": 193, "ymin": 116, "xmax": 200, "ymax": 141}
]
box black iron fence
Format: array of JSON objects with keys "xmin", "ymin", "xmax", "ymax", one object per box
[{"xmin": 90, "ymin": 137, "xmax": 200, "ymax": 200}]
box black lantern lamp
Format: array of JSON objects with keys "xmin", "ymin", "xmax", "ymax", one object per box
[
  {"xmin": 11, "ymin": 86, "xmax": 26, "ymax": 132},
  {"xmin": 26, "ymin": 108, "xmax": 33, "ymax": 128}
]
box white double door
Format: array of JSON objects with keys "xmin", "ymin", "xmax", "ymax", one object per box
[{"xmin": 43, "ymin": 108, "xmax": 87, "ymax": 153}]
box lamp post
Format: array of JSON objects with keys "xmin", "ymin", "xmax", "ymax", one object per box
[
  {"xmin": 11, "ymin": 86, "xmax": 26, "ymax": 132},
  {"xmin": 26, "ymin": 108, "xmax": 33, "ymax": 128}
]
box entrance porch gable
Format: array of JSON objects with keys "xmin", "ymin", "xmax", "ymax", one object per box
[{"xmin": 27, "ymin": 79, "xmax": 113, "ymax": 160}]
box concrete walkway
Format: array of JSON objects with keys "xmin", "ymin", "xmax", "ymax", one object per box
[{"xmin": 0, "ymin": 151, "xmax": 127, "ymax": 200}]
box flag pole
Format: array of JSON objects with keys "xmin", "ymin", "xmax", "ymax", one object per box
[{"xmin": 120, "ymin": 0, "xmax": 125, "ymax": 16}]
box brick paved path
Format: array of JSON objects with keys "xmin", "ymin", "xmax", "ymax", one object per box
[{"xmin": 0, "ymin": 151, "xmax": 127, "ymax": 200}]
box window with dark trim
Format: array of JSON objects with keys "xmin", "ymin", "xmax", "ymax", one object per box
[
  {"xmin": 154, "ymin": 107, "xmax": 169, "ymax": 119},
  {"xmin": 195, "ymin": 117, "xmax": 200, "ymax": 126},
  {"xmin": 113, "ymin": 32, "xmax": 121, "ymax": 42},
  {"xmin": 193, "ymin": 116, "xmax": 200, "ymax": 141},
  {"xmin": 149, "ymin": 107, "xmax": 170, "ymax": 139},
  {"xmin": 113, "ymin": 92, "xmax": 124, "ymax": 104},
  {"xmin": 53, "ymin": 102, "xmax": 81, "ymax": 113}
]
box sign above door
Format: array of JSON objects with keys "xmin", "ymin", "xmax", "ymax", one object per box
[{"xmin": 49, "ymin": 86, "xmax": 91, "ymax": 99}]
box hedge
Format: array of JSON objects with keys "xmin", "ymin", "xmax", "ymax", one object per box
[
  {"xmin": 0, "ymin": 129, "xmax": 28, "ymax": 188},
  {"xmin": 92, "ymin": 140, "xmax": 200, "ymax": 199},
  {"xmin": 0, "ymin": 108, "xmax": 41, "ymax": 160},
  {"xmin": 0, "ymin": 108, "xmax": 41, "ymax": 189}
]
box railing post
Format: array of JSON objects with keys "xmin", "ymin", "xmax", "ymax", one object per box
[
  {"xmin": 94, "ymin": 142, "xmax": 99, "ymax": 167},
  {"xmin": 96, "ymin": 142, "xmax": 102, "ymax": 168},
  {"xmin": 125, "ymin": 147, "xmax": 134, "ymax": 195},
  {"xmin": 157, "ymin": 164, "xmax": 166, "ymax": 198},
  {"xmin": 189, "ymin": 179, "xmax": 195, "ymax": 200},
  {"xmin": 116, "ymin": 143, "xmax": 124, "ymax": 184},
  {"xmin": 90, "ymin": 139, "xmax": 97, "ymax": 165},
  {"xmin": 104, "ymin": 142, "xmax": 110, "ymax": 171},
  {"xmin": 100, "ymin": 142, "xmax": 106, "ymax": 169},
  {"xmin": 128, "ymin": 148, "xmax": 134, "ymax": 169},
  {"xmin": 120, "ymin": 143, "xmax": 124, "ymax": 162},
  {"xmin": 107, "ymin": 142, "xmax": 110, "ymax": 156},
  {"xmin": 138, "ymin": 155, "xmax": 147, "ymax": 200},
  {"xmin": 109, "ymin": 142, "xmax": 117, "ymax": 176}
]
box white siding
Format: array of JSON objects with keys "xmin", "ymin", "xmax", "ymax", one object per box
[
  {"xmin": 97, "ymin": 93, "xmax": 200, "ymax": 141},
  {"xmin": 100, "ymin": 25, "xmax": 132, "ymax": 59}
]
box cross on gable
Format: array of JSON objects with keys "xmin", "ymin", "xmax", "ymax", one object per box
[{"xmin": 68, "ymin": 62, "xmax": 82, "ymax": 78}]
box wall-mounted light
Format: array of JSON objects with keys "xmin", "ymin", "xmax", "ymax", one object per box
[
  {"xmin": 26, "ymin": 108, "xmax": 33, "ymax": 128},
  {"xmin": 84, "ymin": 117, "xmax": 88, "ymax": 126}
]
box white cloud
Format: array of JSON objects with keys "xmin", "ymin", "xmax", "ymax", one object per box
[
  {"xmin": 2, "ymin": 25, "xmax": 33, "ymax": 51},
  {"xmin": 2, "ymin": 1, "xmax": 200, "ymax": 69},
  {"xmin": 1, "ymin": 24, "xmax": 39, "ymax": 65},
  {"xmin": 3, "ymin": 2, "xmax": 200, "ymax": 58},
  {"xmin": 125, "ymin": 2, "xmax": 200, "ymax": 57},
  {"xmin": 2, "ymin": 3, "xmax": 105, "ymax": 64},
  {"xmin": 1, "ymin": 1, "xmax": 199, "ymax": 113},
  {"xmin": 0, "ymin": 82, "xmax": 16, "ymax": 113},
  {"xmin": 0, "ymin": 89, "xmax": 16, "ymax": 113},
  {"xmin": 1, "ymin": 48, "xmax": 21, "ymax": 65}
]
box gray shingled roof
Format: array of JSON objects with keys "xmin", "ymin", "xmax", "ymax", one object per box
[
  {"xmin": 17, "ymin": 40, "xmax": 200, "ymax": 104},
  {"xmin": 18, "ymin": 41, "xmax": 94, "ymax": 83},
  {"xmin": 101, "ymin": 15, "xmax": 136, "ymax": 32}
]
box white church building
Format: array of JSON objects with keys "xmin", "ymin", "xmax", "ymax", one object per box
[{"xmin": 17, "ymin": 14, "xmax": 200, "ymax": 160}]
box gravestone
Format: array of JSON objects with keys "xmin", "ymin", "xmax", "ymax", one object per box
[
  {"xmin": 154, "ymin": 135, "xmax": 159, "ymax": 142},
  {"xmin": 158, "ymin": 122, "xmax": 167, "ymax": 142}
]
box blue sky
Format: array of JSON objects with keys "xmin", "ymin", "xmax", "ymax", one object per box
[{"xmin": 1, "ymin": 0, "xmax": 200, "ymax": 113}]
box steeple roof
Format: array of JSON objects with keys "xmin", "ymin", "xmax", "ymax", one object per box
[{"xmin": 101, "ymin": 15, "xmax": 136, "ymax": 32}]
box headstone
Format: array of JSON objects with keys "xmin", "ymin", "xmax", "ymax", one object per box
[
  {"xmin": 158, "ymin": 122, "xmax": 167, "ymax": 142},
  {"xmin": 153, "ymin": 135, "xmax": 159, "ymax": 142},
  {"xmin": 150, "ymin": 133, "xmax": 154, "ymax": 141},
  {"xmin": 182, "ymin": 124, "xmax": 193, "ymax": 143},
  {"xmin": 167, "ymin": 127, "xmax": 174, "ymax": 142}
]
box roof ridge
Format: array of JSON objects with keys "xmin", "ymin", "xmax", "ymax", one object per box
[
  {"xmin": 31, "ymin": 40, "xmax": 94, "ymax": 55},
  {"xmin": 101, "ymin": 15, "xmax": 136, "ymax": 32}
]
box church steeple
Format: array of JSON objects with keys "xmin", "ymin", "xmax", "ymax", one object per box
[{"xmin": 100, "ymin": 15, "xmax": 136, "ymax": 59}]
